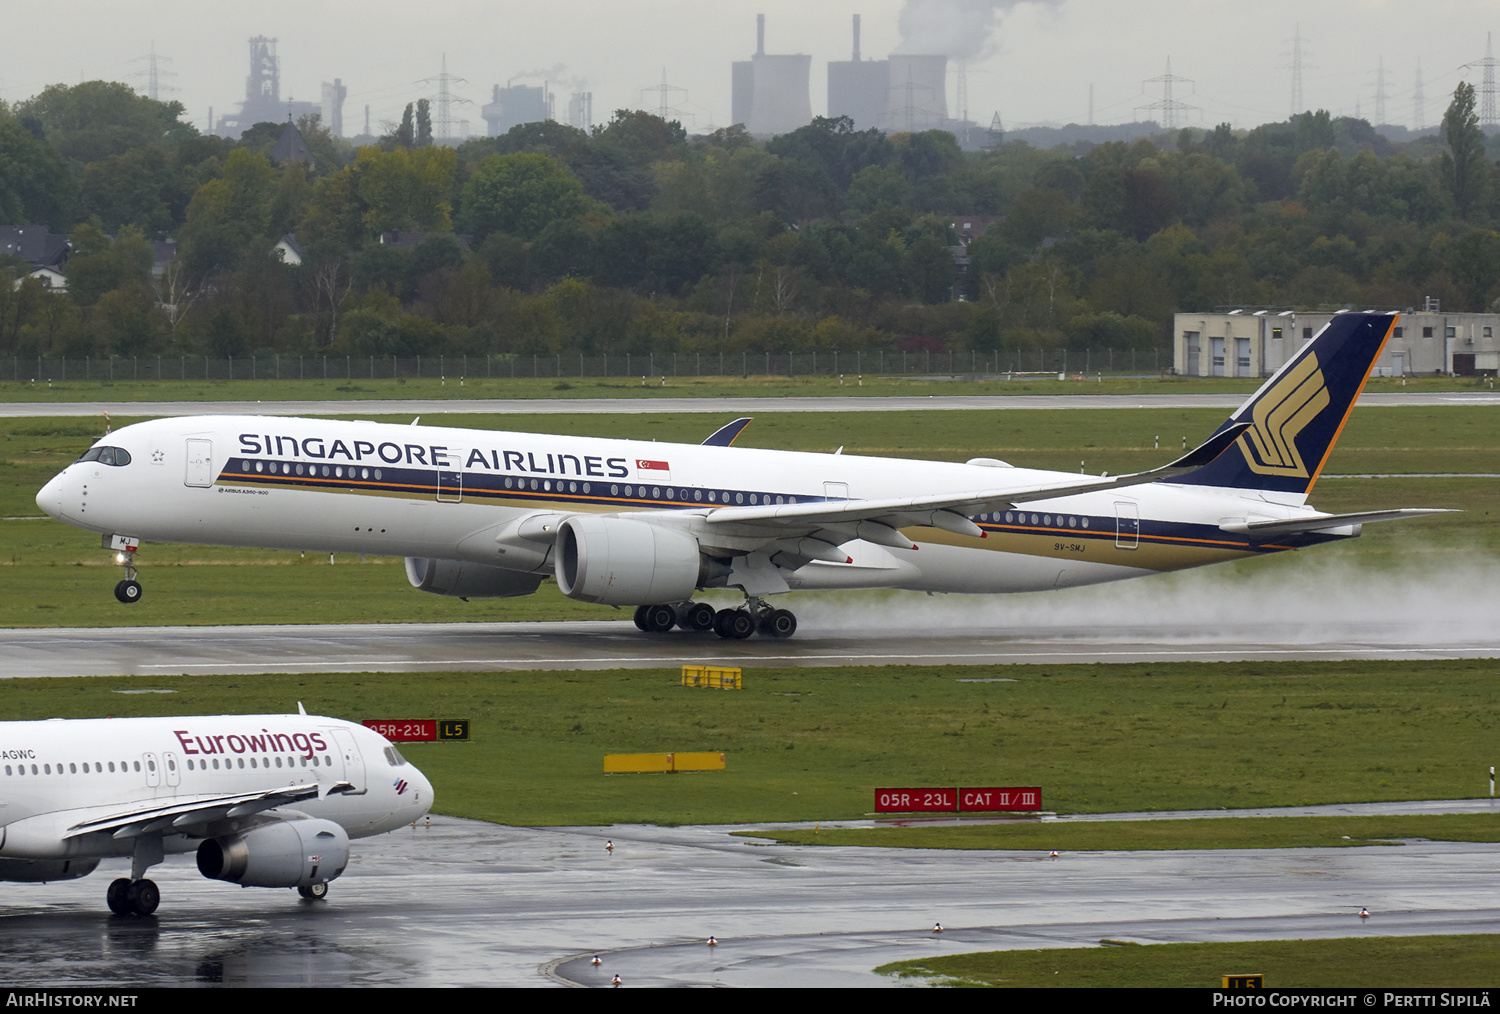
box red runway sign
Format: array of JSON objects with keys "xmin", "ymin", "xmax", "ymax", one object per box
[
  {"xmin": 875, "ymin": 786, "xmax": 1042, "ymax": 813},
  {"xmin": 363, "ymin": 719, "xmax": 436, "ymax": 742}
]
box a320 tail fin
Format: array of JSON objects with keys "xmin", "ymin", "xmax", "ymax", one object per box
[{"xmin": 1175, "ymin": 311, "xmax": 1397, "ymax": 500}]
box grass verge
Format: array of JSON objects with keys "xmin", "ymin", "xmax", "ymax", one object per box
[
  {"xmin": 737, "ymin": 813, "xmax": 1500, "ymax": 851},
  {"xmin": 876, "ymin": 934, "xmax": 1500, "ymax": 987}
]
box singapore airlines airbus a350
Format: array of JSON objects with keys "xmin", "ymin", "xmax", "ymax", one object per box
[
  {"xmin": 0, "ymin": 709, "xmax": 432, "ymax": 915},
  {"xmin": 36, "ymin": 312, "xmax": 1444, "ymax": 638}
]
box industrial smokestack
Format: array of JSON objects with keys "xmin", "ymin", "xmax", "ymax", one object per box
[
  {"xmin": 853, "ymin": 13, "xmax": 861, "ymax": 62},
  {"xmin": 757, "ymin": 13, "xmax": 765, "ymax": 56}
]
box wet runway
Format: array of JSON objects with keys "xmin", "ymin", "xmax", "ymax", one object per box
[
  {"xmin": 4, "ymin": 806, "xmax": 1497, "ymax": 988},
  {"xmin": 5, "ymin": 614, "xmax": 1499, "ymax": 679}
]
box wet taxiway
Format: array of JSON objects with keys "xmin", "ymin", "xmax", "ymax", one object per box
[{"xmin": 4, "ymin": 805, "xmax": 1497, "ymax": 988}]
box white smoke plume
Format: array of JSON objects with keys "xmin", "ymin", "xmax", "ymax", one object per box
[{"xmin": 894, "ymin": 0, "xmax": 1061, "ymax": 60}]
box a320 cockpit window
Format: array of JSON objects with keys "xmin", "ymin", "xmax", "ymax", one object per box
[
  {"xmin": 77, "ymin": 446, "xmax": 132, "ymax": 466},
  {"xmin": 383, "ymin": 745, "xmax": 408, "ymax": 767}
]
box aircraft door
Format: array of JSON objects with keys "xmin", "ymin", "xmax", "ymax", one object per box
[
  {"xmin": 142, "ymin": 752, "xmax": 161, "ymax": 788},
  {"xmin": 162, "ymin": 751, "xmax": 181, "ymax": 788},
  {"xmin": 436, "ymin": 448, "xmax": 465, "ymax": 502},
  {"xmin": 185, "ymin": 439, "xmax": 213, "ymax": 487},
  {"xmin": 329, "ymin": 729, "xmax": 368, "ymax": 794},
  {"xmin": 1114, "ymin": 502, "xmax": 1140, "ymax": 550}
]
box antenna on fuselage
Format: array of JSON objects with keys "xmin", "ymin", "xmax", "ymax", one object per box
[{"xmin": 297, "ymin": 701, "xmax": 307, "ymax": 715}]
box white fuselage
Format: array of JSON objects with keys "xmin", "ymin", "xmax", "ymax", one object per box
[
  {"xmin": 36, "ymin": 414, "xmax": 1332, "ymax": 601},
  {"xmin": 0, "ymin": 714, "xmax": 432, "ymax": 865}
]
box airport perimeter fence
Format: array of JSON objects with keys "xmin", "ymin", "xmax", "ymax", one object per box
[{"xmin": 6, "ymin": 347, "xmax": 1170, "ymax": 385}]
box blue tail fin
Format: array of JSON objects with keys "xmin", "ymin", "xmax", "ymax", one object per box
[{"xmin": 1175, "ymin": 312, "xmax": 1396, "ymax": 499}]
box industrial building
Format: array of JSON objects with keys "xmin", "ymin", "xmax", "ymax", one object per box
[
  {"xmin": 825, "ymin": 15, "xmax": 949, "ymax": 133},
  {"xmin": 216, "ymin": 37, "xmax": 321, "ymax": 138},
  {"xmin": 482, "ymin": 82, "xmax": 554, "ymax": 136},
  {"xmin": 1174, "ymin": 305, "xmax": 1500, "ymax": 378},
  {"xmin": 732, "ymin": 15, "xmax": 814, "ymax": 136}
]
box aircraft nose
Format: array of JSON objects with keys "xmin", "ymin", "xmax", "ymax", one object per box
[
  {"xmin": 409, "ymin": 767, "xmax": 435, "ymax": 819},
  {"xmin": 36, "ymin": 471, "xmax": 67, "ymax": 520}
]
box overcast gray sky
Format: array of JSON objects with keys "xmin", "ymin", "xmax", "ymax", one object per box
[{"xmin": 3, "ymin": 0, "xmax": 1495, "ymax": 136}]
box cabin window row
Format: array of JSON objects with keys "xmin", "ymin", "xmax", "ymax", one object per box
[
  {"xmin": 982, "ymin": 512, "xmax": 1094, "ymax": 530},
  {"xmin": 4, "ymin": 755, "xmax": 333, "ymax": 776},
  {"xmin": 244, "ymin": 460, "xmax": 383, "ymax": 481}
]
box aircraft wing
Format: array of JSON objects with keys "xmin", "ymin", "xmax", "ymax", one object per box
[
  {"xmin": 700, "ymin": 422, "xmax": 1255, "ymax": 543},
  {"xmin": 62, "ymin": 781, "xmax": 354, "ymax": 840}
]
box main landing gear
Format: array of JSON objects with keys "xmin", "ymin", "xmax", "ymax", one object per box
[
  {"xmin": 633, "ymin": 598, "xmax": 798, "ymax": 640},
  {"xmin": 106, "ymin": 877, "xmax": 159, "ymax": 916}
]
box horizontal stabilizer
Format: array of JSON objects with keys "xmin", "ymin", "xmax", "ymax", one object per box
[
  {"xmin": 702, "ymin": 417, "xmax": 753, "ymax": 447},
  {"xmin": 1219, "ymin": 509, "xmax": 1456, "ymax": 539}
]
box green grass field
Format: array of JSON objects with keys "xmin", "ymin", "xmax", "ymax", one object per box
[
  {"xmin": 3, "ymin": 660, "xmax": 1495, "ymax": 827},
  {"xmin": 877, "ymin": 935, "xmax": 1500, "ymax": 987}
]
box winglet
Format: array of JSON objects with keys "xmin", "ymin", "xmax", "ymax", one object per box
[{"xmin": 702, "ymin": 417, "xmax": 753, "ymax": 447}]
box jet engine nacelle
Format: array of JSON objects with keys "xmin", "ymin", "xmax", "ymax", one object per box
[
  {"xmin": 196, "ymin": 818, "xmax": 351, "ymax": 889},
  {"xmin": 555, "ymin": 515, "xmax": 703, "ymax": 605},
  {"xmin": 405, "ymin": 557, "xmax": 545, "ymax": 598},
  {"xmin": 0, "ymin": 857, "xmax": 100, "ymax": 883}
]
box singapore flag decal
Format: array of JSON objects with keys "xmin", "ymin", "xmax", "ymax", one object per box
[{"xmin": 636, "ymin": 459, "xmax": 670, "ymax": 471}]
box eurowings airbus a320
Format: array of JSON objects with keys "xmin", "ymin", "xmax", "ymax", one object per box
[
  {"xmin": 0, "ymin": 709, "xmax": 432, "ymax": 915},
  {"xmin": 36, "ymin": 312, "xmax": 1444, "ymax": 638}
]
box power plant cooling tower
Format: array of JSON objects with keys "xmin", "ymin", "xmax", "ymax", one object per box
[
  {"xmin": 730, "ymin": 15, "xmax": 812, "ymax": 136},
  {"xmin": 828, "ymin": 13, "xmax": 889, "ymax": 130}
]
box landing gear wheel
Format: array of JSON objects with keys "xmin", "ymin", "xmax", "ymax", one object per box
[
  {"xmin": 714, "ymin": 608, "xmax": 755, "ymax": 640},
  {"xmin": 106, "ymin": 877, "xmax": 132, "ymax": 915},
  {"xmin": 114, "ymin": 580, "xmax": 142, "ymax": 604},
  {"xmin": 633, "ymin": 605, "xmax": 651, "ymax": 631},
  {"xmin": 760, "ymin": 608, "xmax": 797, "ymax": 639},
  {"xmin": 641, "ymin": 603, "xmax": 677, "ymax": 633},
  {"xmin": 125, "ymin": 878, "xmax": 159, "ymax": 916},
  {"xmin": 298, "ymin": 883, "xmax": 329, "ymax": 901},
  {"xmin": 680, "ymin": 602, "xmax": 717, "ymax": 632}
]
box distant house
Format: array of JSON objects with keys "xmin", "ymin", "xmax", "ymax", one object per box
[
  {"xmin": 1, "ymin": 225, "xmax": 71, "ymax": 292},
  {"xmin": 270, "ymin": 118, "xmax": 314, "ymax": 166},
  {"xmin": 271, "ymin": 233, "xmax": 306, "ymax": 266},
  {"xmin": 951, "ymin": 215, "xmax": 1001, "ymax": 246},
  {"xmin": 151, "ymin": 240, "xmax": 177, "ymax": 278}
]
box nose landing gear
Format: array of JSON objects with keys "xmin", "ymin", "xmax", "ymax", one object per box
[{"xmin": 105, "ymin": 534, "xmax": 143, "ymax": 604}]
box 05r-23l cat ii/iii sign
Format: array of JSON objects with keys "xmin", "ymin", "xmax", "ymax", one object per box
[{"xmin": 37, "ymin": 312, "xmax": 1446, "ymax": 640}]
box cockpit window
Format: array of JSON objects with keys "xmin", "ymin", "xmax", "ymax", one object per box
[
  {"xmin": 383, "ymin": 745, "xmax": 407, "ymax": 767},
  {"xmin": 77, "ymin": 446, "xmax": 132, "ymax": 467}
]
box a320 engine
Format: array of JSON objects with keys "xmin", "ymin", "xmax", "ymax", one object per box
[
  {"xmin": 196, "ymin": 819, "xmax": 351, "ymax": 889},
  {"xmin": 555, "ymin": 515, "xmax": 706, "ymax": 605}
]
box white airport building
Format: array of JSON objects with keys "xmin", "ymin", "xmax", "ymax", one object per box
[{"xmin": 1174, "ymin": 304, "xmax": 1500, "ymax": 378}]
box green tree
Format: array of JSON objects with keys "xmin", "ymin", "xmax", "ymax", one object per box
[
  {"xmin": 458, "ymin": 152, "xmax": 591, "ymax": 242},
  {"xmin": 1442, "ymin": 82, "xmax": 1489, "ymax": 221},
  {"xmin": 416, "ymin": 100, "xmax": 433, "ymax": 147},
  {"xmin": 0, "ymin": 110, "xmax": 75, "ymax": 226},
  {"xmin": 15, "ymin": 81, "xmax": 195, "ymax": 165}
]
